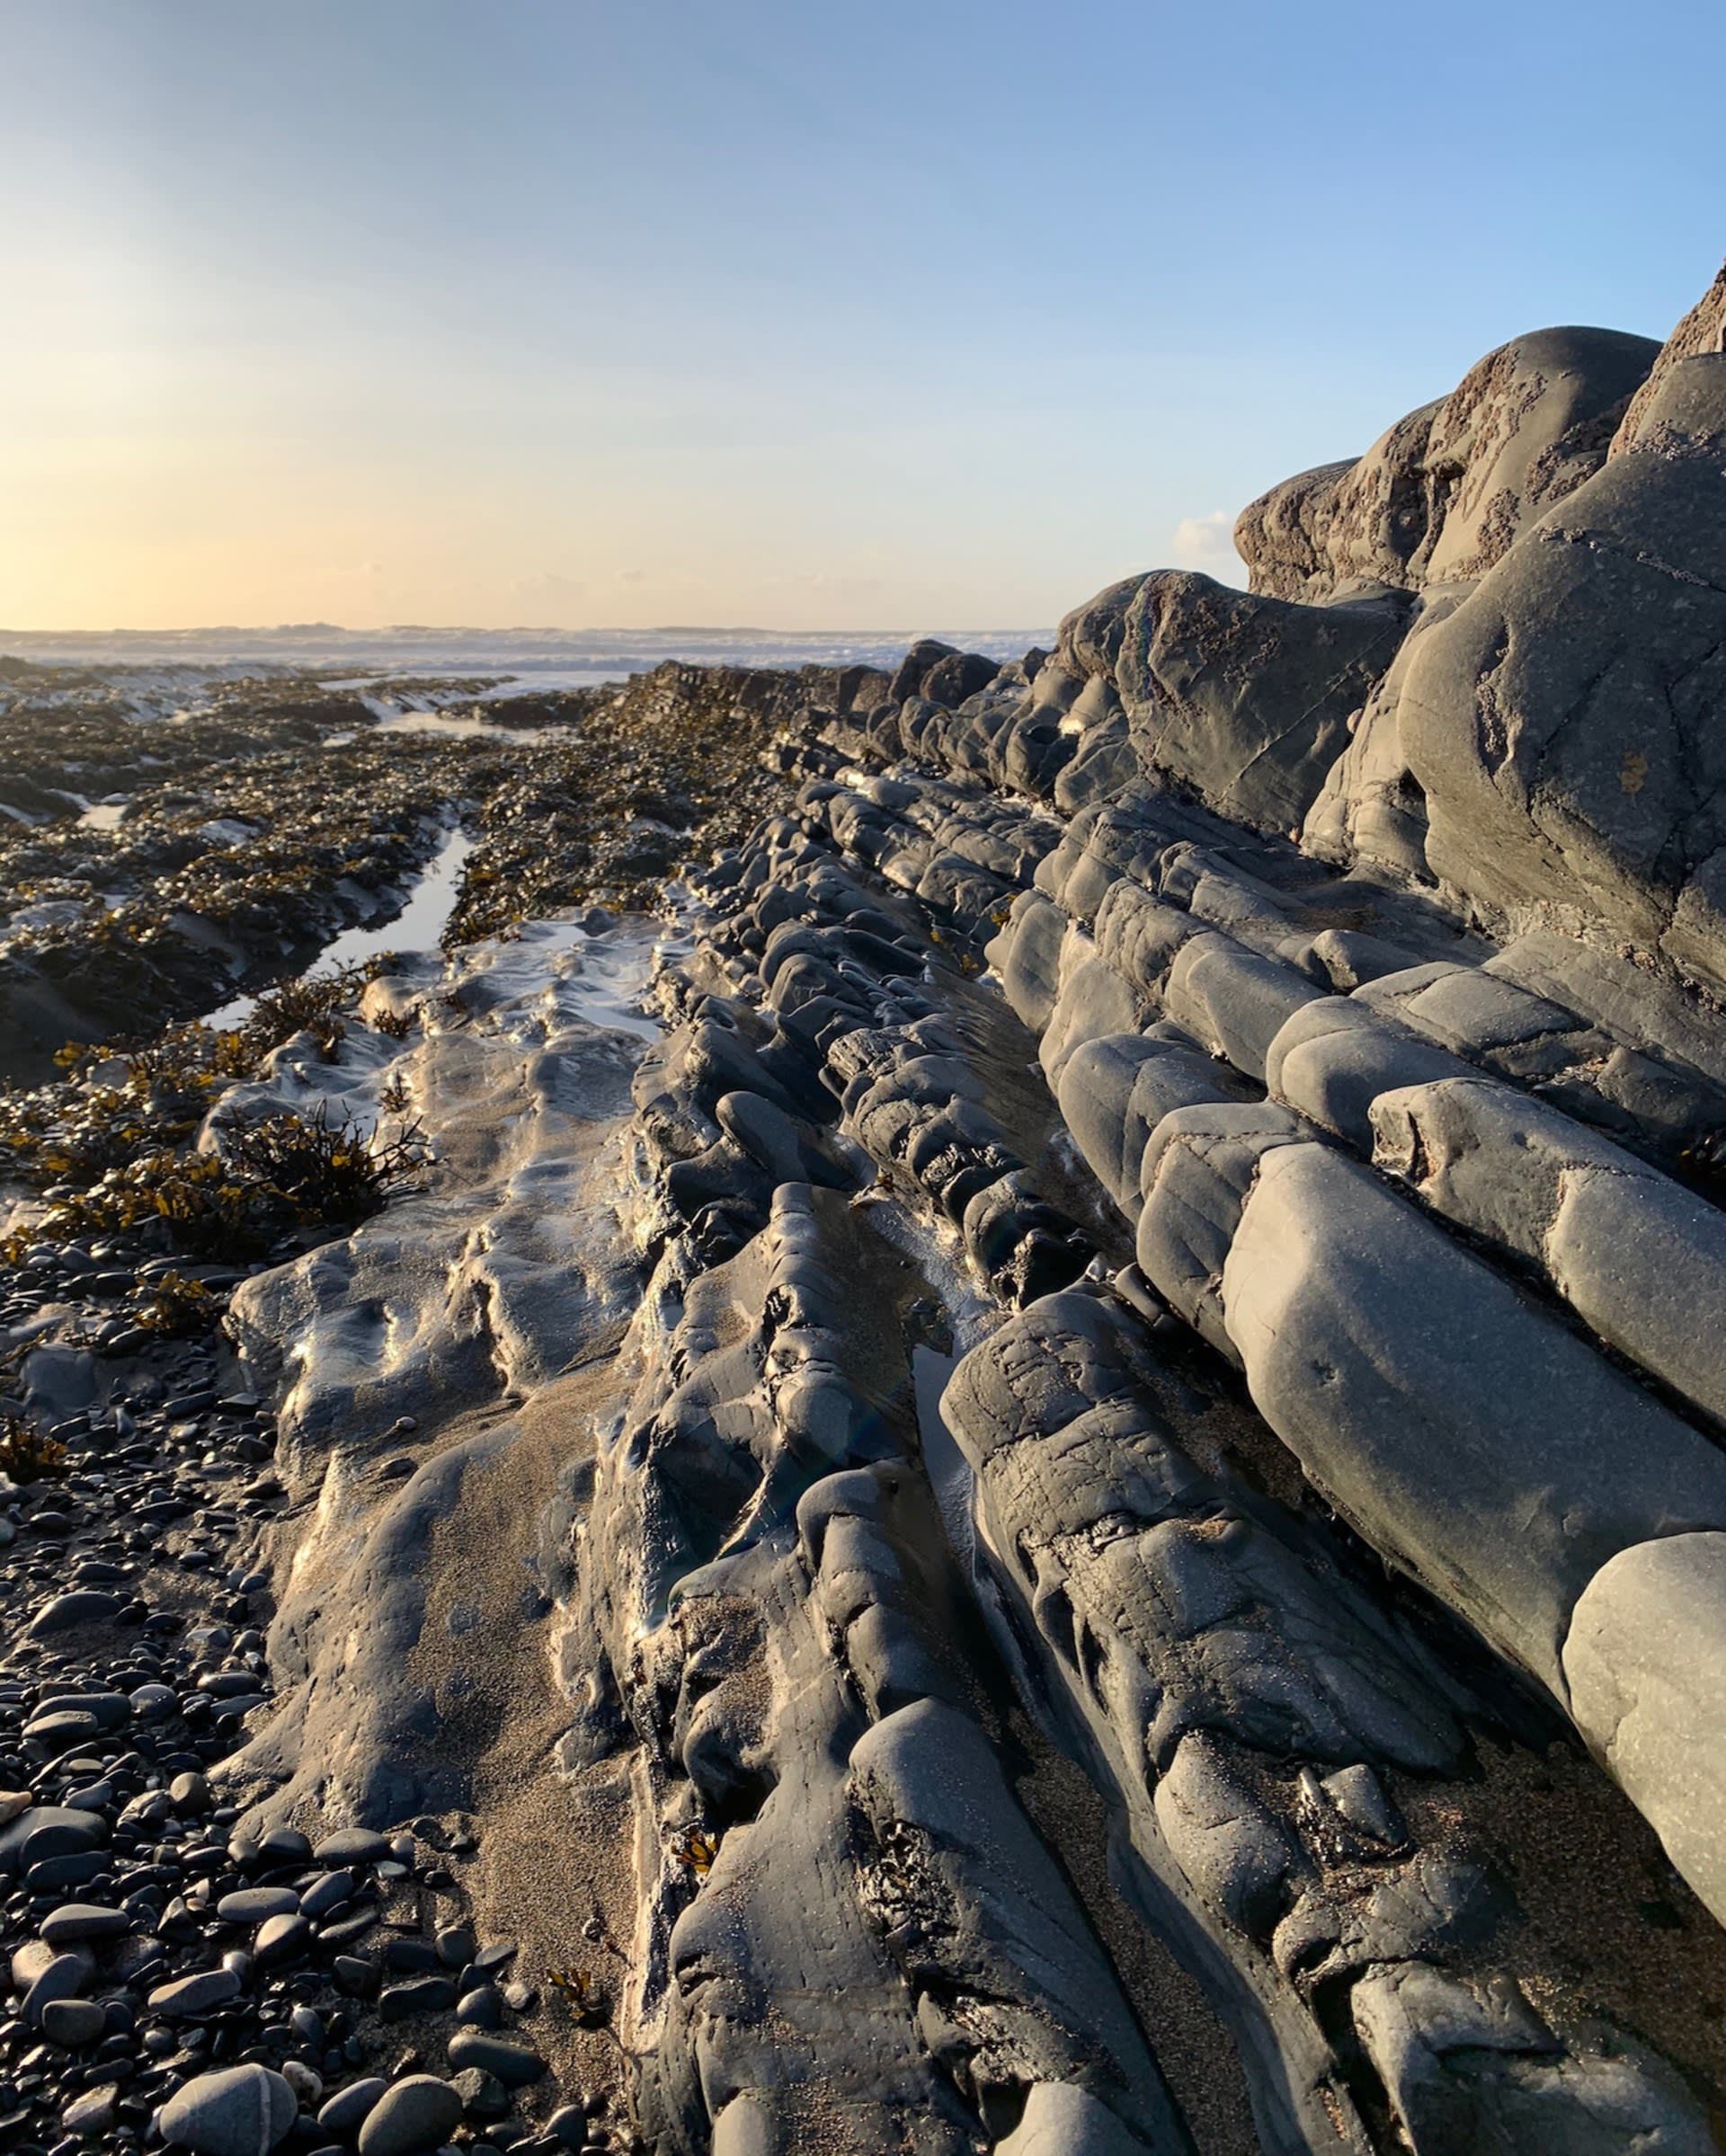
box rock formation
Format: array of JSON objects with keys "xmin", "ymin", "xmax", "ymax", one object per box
[{"xmin": 5, "ymin": 260, "xmax": 1726, "ymax": 2156}]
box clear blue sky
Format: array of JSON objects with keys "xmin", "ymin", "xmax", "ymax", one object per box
[{"xmin": 4, "ymin": 0, "xmax": 1721, "ymax": 629}]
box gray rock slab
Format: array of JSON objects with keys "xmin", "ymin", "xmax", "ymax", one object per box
[
  {"xmin": 1266, "ymin": 997, "xmax": 1475, "ymax": 1149},
  {"xmin": 1220, "ymin": 1141, "xmax": 1726, "ymax": 1690},
  {"xmin": 1372, "ymin": 1073, "xmax": 1726, "ymax": 1424},
  {"xmin": 1563, "ymin": 1532, "xmax": 1726, "ymax": 1928},
  {"xmin": 1162, "ymin": 933, "xmax": 1324, "ymax": 1083}
]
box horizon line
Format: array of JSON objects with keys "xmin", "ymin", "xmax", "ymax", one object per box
[{"xmin": 0, "ymin": 620, "xmax": 1057, "ymax": 641}]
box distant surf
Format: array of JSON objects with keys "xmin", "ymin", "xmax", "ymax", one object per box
[{"xmin": 0, "ymin": 622, "xmax": 1051, "ymax": 685}]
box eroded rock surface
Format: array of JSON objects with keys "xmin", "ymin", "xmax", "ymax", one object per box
[{"xmin": 7, "ymin": 257, "xmax": 1726, "ymax": 2156}]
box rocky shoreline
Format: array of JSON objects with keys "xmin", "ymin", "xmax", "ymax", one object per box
[{"xmin": 3, "ymin": 261, "xmax": 1726, "ymax": 2156}]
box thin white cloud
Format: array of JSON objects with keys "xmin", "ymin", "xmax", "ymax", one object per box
[{"xmin": 1169, "ymin": 510, "xmax": 1246, "ymax": 581}]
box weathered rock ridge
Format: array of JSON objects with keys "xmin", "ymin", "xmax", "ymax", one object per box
[{"xmin": 11, "ymin": 260, "xmax": 1726, "ymax": 2156}]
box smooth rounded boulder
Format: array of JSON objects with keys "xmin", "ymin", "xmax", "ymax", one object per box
[
  {"xmin": 159, "ymin": 2065, "xmax": 297, "ymax": 2156},
  {"xmin": 355, "ymin": 2073, "xmax": 463, "ymax": 2156}
]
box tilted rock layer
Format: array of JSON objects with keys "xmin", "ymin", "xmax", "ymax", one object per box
[{"xmin": 200, "ymin": 259, "xmax": 1726, "ymax": 2156}]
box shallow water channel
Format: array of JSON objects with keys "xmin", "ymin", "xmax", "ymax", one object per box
[{"xmin": 200, "ymin": 822, "xmax": 476, "ymax": 1029}]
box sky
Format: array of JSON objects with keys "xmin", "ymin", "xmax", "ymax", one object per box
[{"xmin": 3, "ymin": 0, "xmax": 1722, "ymax": 634}]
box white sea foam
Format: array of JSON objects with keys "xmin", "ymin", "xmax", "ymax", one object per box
[{"xmin": 0, "ymin": 622, "xmax": 1049, "ymax": 686}]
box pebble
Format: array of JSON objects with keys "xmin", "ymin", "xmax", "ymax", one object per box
[
  {"xmin": 159, "ymin": 2063, "xmax": 298, "ymax": 2156},
  {"xmin": 314, "ymin": 1826, "xmax": 391, "ymax": 1866},
  {"xmin": 40, "ymin": 1689, "xmax": 130, "ymax": 1729},
  {"xmin": 22, "ymin": 1950, "xmax": 93, "ymax": 2027},
  {"xmin": 254, "ymin": 1909, "xmax": 311, "ymax": 1964},
  {"xmin": 39, "ymin": 1901, "xmax": 129, "ymax": 1945},
  {"xmin": 319, "ymin": 1909, "xmax": 379, "ymax": 1948},
  {"xmin": 446, "ymin": 2029, "xmax": 547, "ymax": 2087},
  {"xmin": 456, "ymin": 1983, "xmax": 505, "ymax": 2028},
  {"xmin": 40, "ymin": 1995, "xmax": 104, "ymax": 2047},
  {"xmin": 433, "ymin": 1922, "xmax": 476, "ymax": 1967},
  {"xmin": 333, "ymin": 1952, "xmax": 381, "ymax": 1998},
  {"xmin": 299, "ymin": 1868, "xmax": 353, "ymax": 1919},
  {"xmin": 317, "ymin": 2075, "xmax": 387, "ymax": 2135},
  {"xmin": 22, "ymin": 1710, "xmax": 102, "ymax": 1747},
  {"xmin": 0, "ymin": 1805, "xmax": 105, "ymax": 1869},
  {"xmin": 384, "ymin": 1937, "xmax": 440, "ymax": 1974},
  {"xmin": 354, "ymin": 2072, "xmax": 464, "ymax": 2156},
  {"xmin": 61, "ymin": 2081, "xmax": 119, "ymax": 2137},
  {"xmin": 454, "ymin": 2066, "xmax": 511, "ymax": 2121},
  {"xmin": 282, "ymin": 2058, "xmax": 324, "ymax": 2104},
  {"xmin": 12, "ymin": 1938, "xmax": 68, "ymax": 1988},
  {"xmin": 217, "ymin": 1885, "xmax": 301, "ymax": 1922},
  {"xmin": 149, "ymin": 1966, "xmax": 243, "ymax": 2018},
  {"xmin": 28, "ymin": 1589, "xmax": 122, "ymax": 1632},
  {"xmin": 379, "ymin": 1974, "xmax": 458, "ymax": 2021}
]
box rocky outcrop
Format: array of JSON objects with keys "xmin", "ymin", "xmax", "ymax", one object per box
[
  {"xmin": 1611, "ymin": 258, "xmax": 1726, "ymax": 454},
  {"xmin": 1117, "ymin": 577, "xmax": 1410, "ymax": 837},
  {"xmin": 14, "ymin": 259, "xmax": 1726, "ymax": 2156},
  {"xmin": 554, "ymin": 693, "xmax": 1726, "ymax": 2148},
  {"xmin": 1399, "ymin": 352, "xmax": 1726, "ymax": 985},
  {"xmin": 1234, "ymin": 326, "xmax": 1659, "ymax": 604}
]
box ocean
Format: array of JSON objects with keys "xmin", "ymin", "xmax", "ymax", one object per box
[{"xmin": 0, "ymin": 622, "xmax": 1053, "ymax": 697}]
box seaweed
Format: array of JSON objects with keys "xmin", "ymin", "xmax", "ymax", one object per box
[
  {"xmin": 0, "ymin": 1415, "xmax": 67, "ymax": 1485},
  {"xmin": 8, "ymin": 1105, "xmax": 429, "ymax": 1262}
]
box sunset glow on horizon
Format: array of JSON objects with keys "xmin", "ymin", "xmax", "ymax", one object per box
[{"xmin": 4, "ymin": 0, "xmax": 1721, "ymax": 634}]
